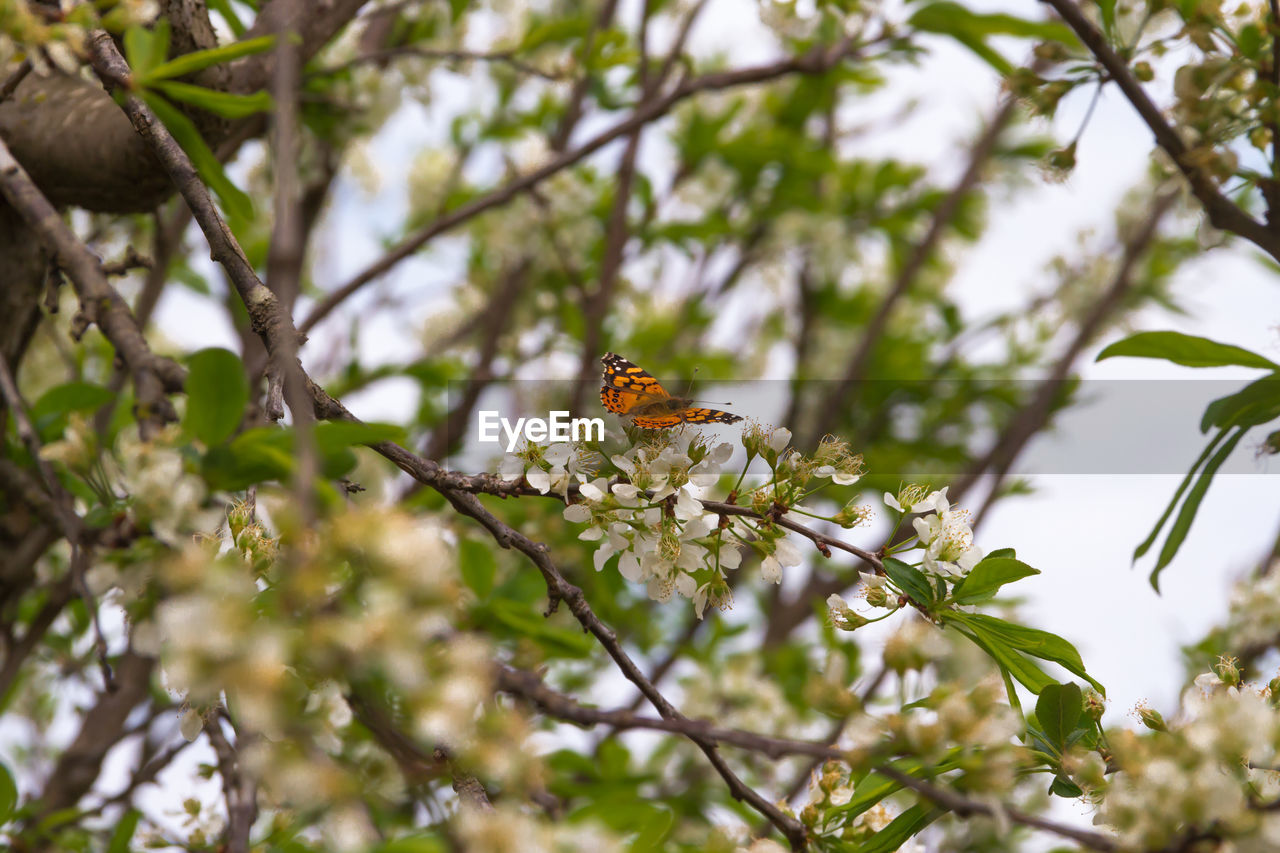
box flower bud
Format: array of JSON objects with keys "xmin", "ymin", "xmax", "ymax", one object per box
[
  {"xmin": 864, "ymin": 585, "xmax": 891, "ymax": 609},
  {"xmin": 1215, "ymin": 656, "xmax": 1241, "ymax": 687},
  {"xmin": 1137, "ymin": 704, "xmax": 1167, "ymax": 732},
  {"xmin": 1083, "ymin": 690, "xmax": 1105, "ymax": 723}
]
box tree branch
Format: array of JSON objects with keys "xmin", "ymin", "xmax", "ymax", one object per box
[
  {"xmin": 1041, "ymin": 0, "xmax": 1280, "ymax": 259},
  {"xmin": 299, "ymin": 35, "xmax": 873, "ymax": 334},
  {"xmin": 0, "ymin": 136, "xmax": 183, "ymax": 436}
]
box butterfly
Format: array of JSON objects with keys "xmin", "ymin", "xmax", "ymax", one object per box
[{"xmin": 599, "ymin": 353, "xmax": 743, "ymax": 430}]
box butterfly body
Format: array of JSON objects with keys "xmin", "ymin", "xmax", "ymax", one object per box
[{"xmin": 599, "ymin": 353, "xmax": 742, "ymax": 430}]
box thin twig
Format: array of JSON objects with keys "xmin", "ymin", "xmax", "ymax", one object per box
[
  {"xmin": 299, "ymin": 35, "xmax": 875, "ymax": 334},
  {"xmin": 314, "ymin": 45, "xmax": 566, "ymax": 80},
  {"xmin": 205, "ymin": 712, "xmax": 257, "ymax": 853},
  {"xmin": 0, "ymin": 58, "xmax": 31, "ymax": 102},
  {"xmin": 503, "ymin": 665, "xmax": 1121, "ymax": 851},
  {"xmin": 0, "ymin": 357, "xmax": 114, "ymax": 690}
]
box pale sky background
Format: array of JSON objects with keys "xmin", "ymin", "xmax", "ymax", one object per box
[{"xmin": 121, "ymin": 0, "xmax": 1280, "ymax": 843}]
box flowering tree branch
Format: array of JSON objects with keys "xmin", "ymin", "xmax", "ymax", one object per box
[
  {"xmin": 500, "ymin": 664, "xmax": 1123, "ymax": 851},
  {"xmin": 86, "ymin": 33, "xmax": 811, "ymax": 847}
]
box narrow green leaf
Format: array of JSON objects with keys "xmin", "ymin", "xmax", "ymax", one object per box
[
  {"xmin": 144, "ymin": 35, "xmax": 276, "ymax": 82},
  {"xmin": 882, "ymin": 558, "xmax": 933, "ymax": 605},
  {"xmin": 206, "ymin": 0, "xmax": 247, "ymax": 37},
  {"xmin": 184, "ymin": 348, "xmax": 249, "ymax": 445},
  {"xmin": 909, "ymin": 2, "xmax": 1077, "ymax": 43},
  {"xmin": 108, "ymin": 808, "xmax": 141, "ymax": 853},
  {"xmin": 142, "ymin": 93, "xmax": 254, "ymax": 222},
  {"xmin": 1097, "ymin": 331, "xmax": 1278, "ymax": 369},
  {"xmin": 952, "ymin": 556, "xmax": 1039, "ymax": 604},
  {"xmin": 949, "ymin": 620, "xmax": 1056, "ymax": 695},
  {"xmin": 857, "ymin": 803, "xmax": 943, "ymax": 853},
  {"xmin": 956, "ymin": 613, "xmax": 1104, "ymax": 695},
  {"xmin": 830, "ymin": 756, "xmax": 962, "ymax": 821},
  {"xmin": 1134, "ymin": 427, "xmax": 1230, "ymax": 561},
  {"xmin": 123, "ymin": 26, "xmax": 156, "ymax": 76},
  {"xmin": 1097, "ymin": 0, "xmax": 1117, "ymax": 35},
  {"xmin": 1151, "ymin": 426, "xmax": 1248, "ymax": 588},
  {"xmin": 1035, "ymin": 682, "xmax": 1082, "ymax": 752},
  {"xmin": 152, "ymin": 80, "xmax": 273, "ymax": 118}
]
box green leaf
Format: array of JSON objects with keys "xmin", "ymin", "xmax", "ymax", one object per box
[
  {"xmin": 30, "ymin": 381, "xmax": 116, "ymax": 442},
  {"xmin": 1097, "ymin": 0, "xmax": 1117, "ymax": 35},
  {"xmin": 952, "ymin": 556, "xmax": 1039, "ymax": 604},
  {"xmin": 142, "ymin": 35, "xmax": 276, "ymax": 83},
  {"xmin": 107, "ymin": 808, "xmax": 141, "ymax": 853},
  {"xmin": 1097, "ymin": 331, "xmax": 1278, "ymax": 369},
  {"xmin": 519, "ymin": 14, "xmax": 591, "ymax": 51},
  {"xmin": 829, "ymin": 756, "xmax": 961, "ymax": 821},
  {"xmin": 1050, "ymin": 775, "xmax": 1085, "ymax": 798},
  {"xmin": 202, "ymin": 427, "xmax": 294, "ymax": 490},
  {"xmin": 206, "ymin": 0, "xmax": 247, "ymax": 37},
  {"xmin": 152, "ymin": 81, "xmax": 273, "ymax": 118},
  {"xmin": 312, "ymin": 421, "xmax": 407, "ymax": 452},
  {"xmin": 950, "ymin": 619, "xmax": 1057, "ymax": 695},
  {"xmin": 0, "ymin": 760, "xmax": 16, "ymax": 825},
  {"xmin": 1035, "ymin": 682, "xmax": 1082, "ymax": 752},
  {"xmin": 459, "ymin": 539, "xmax": 496, "ymax": 599},
  {"xmin": 952, "ymin": 613, "xmax": 1104, "ymax": 695},
  {"xmin": 123, "ymin": 19, "xmax": 171, "ymax": 77},
  {"xmin": 184, "ymin": 347, "xmax": 249, "ymax": 445},
  {"xmin": 857, "ymin": 803, "xmax": 944, "ymax": 853},
  {"xmin": 1201, "ymin": 375, "xmax": 1280, "ymax": 433},
  {"xmin": 908, "ymin": 2, "xmax": 1077, "ymax": 74},
  {"xmin": 1151, "ymin": 426, "xmax": 1247, "ymax": 588},
  {"xmin": 487, "ymin": 599, "xmax": 595, "ymax": 658},
  {"xmin": 882, "ymin": 558, "xmax": 933, "ymax": 606},
  {"xmin": 1134, "ymin": 427, "xmax": 1231, "ymax": 561},
  {"xmin": 1237, "ymin": 23, "xmax": 1264, "ymax": 59},
  {"xmin": 142, "ymin": 93, "xmax": 254, "ymax": 222}
]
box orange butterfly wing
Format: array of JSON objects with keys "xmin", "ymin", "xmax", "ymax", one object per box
[{"xmin": 599, "ymin": 353, "xmax": 742, "ymax": 429}]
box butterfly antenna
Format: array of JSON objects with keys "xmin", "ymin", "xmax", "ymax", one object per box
[{"xmin": 682, "ymin": 366, "xmax": 700, "ymax": 399}]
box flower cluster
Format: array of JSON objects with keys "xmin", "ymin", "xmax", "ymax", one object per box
[
  {"xmin": 504, "ymin": 425, "xmax": 870, "ymax": 617},
  {"xmin": 41, "ymin": 419, "xmax": 218, "ymax": 547},
  {"xmin": 1097, "ymin": 667, "xmax": 1280, "ymax": 849},
  {"xmin": 140, "ymin": 502, "xmax": 542, "ymax": 838},
  {"xmin": 500, "ymin": 440, "xmax": 600, "ymax": 497},
  {"xmin": 887, "ymin": 486, "xmax": 983, "ymax": 577}
]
